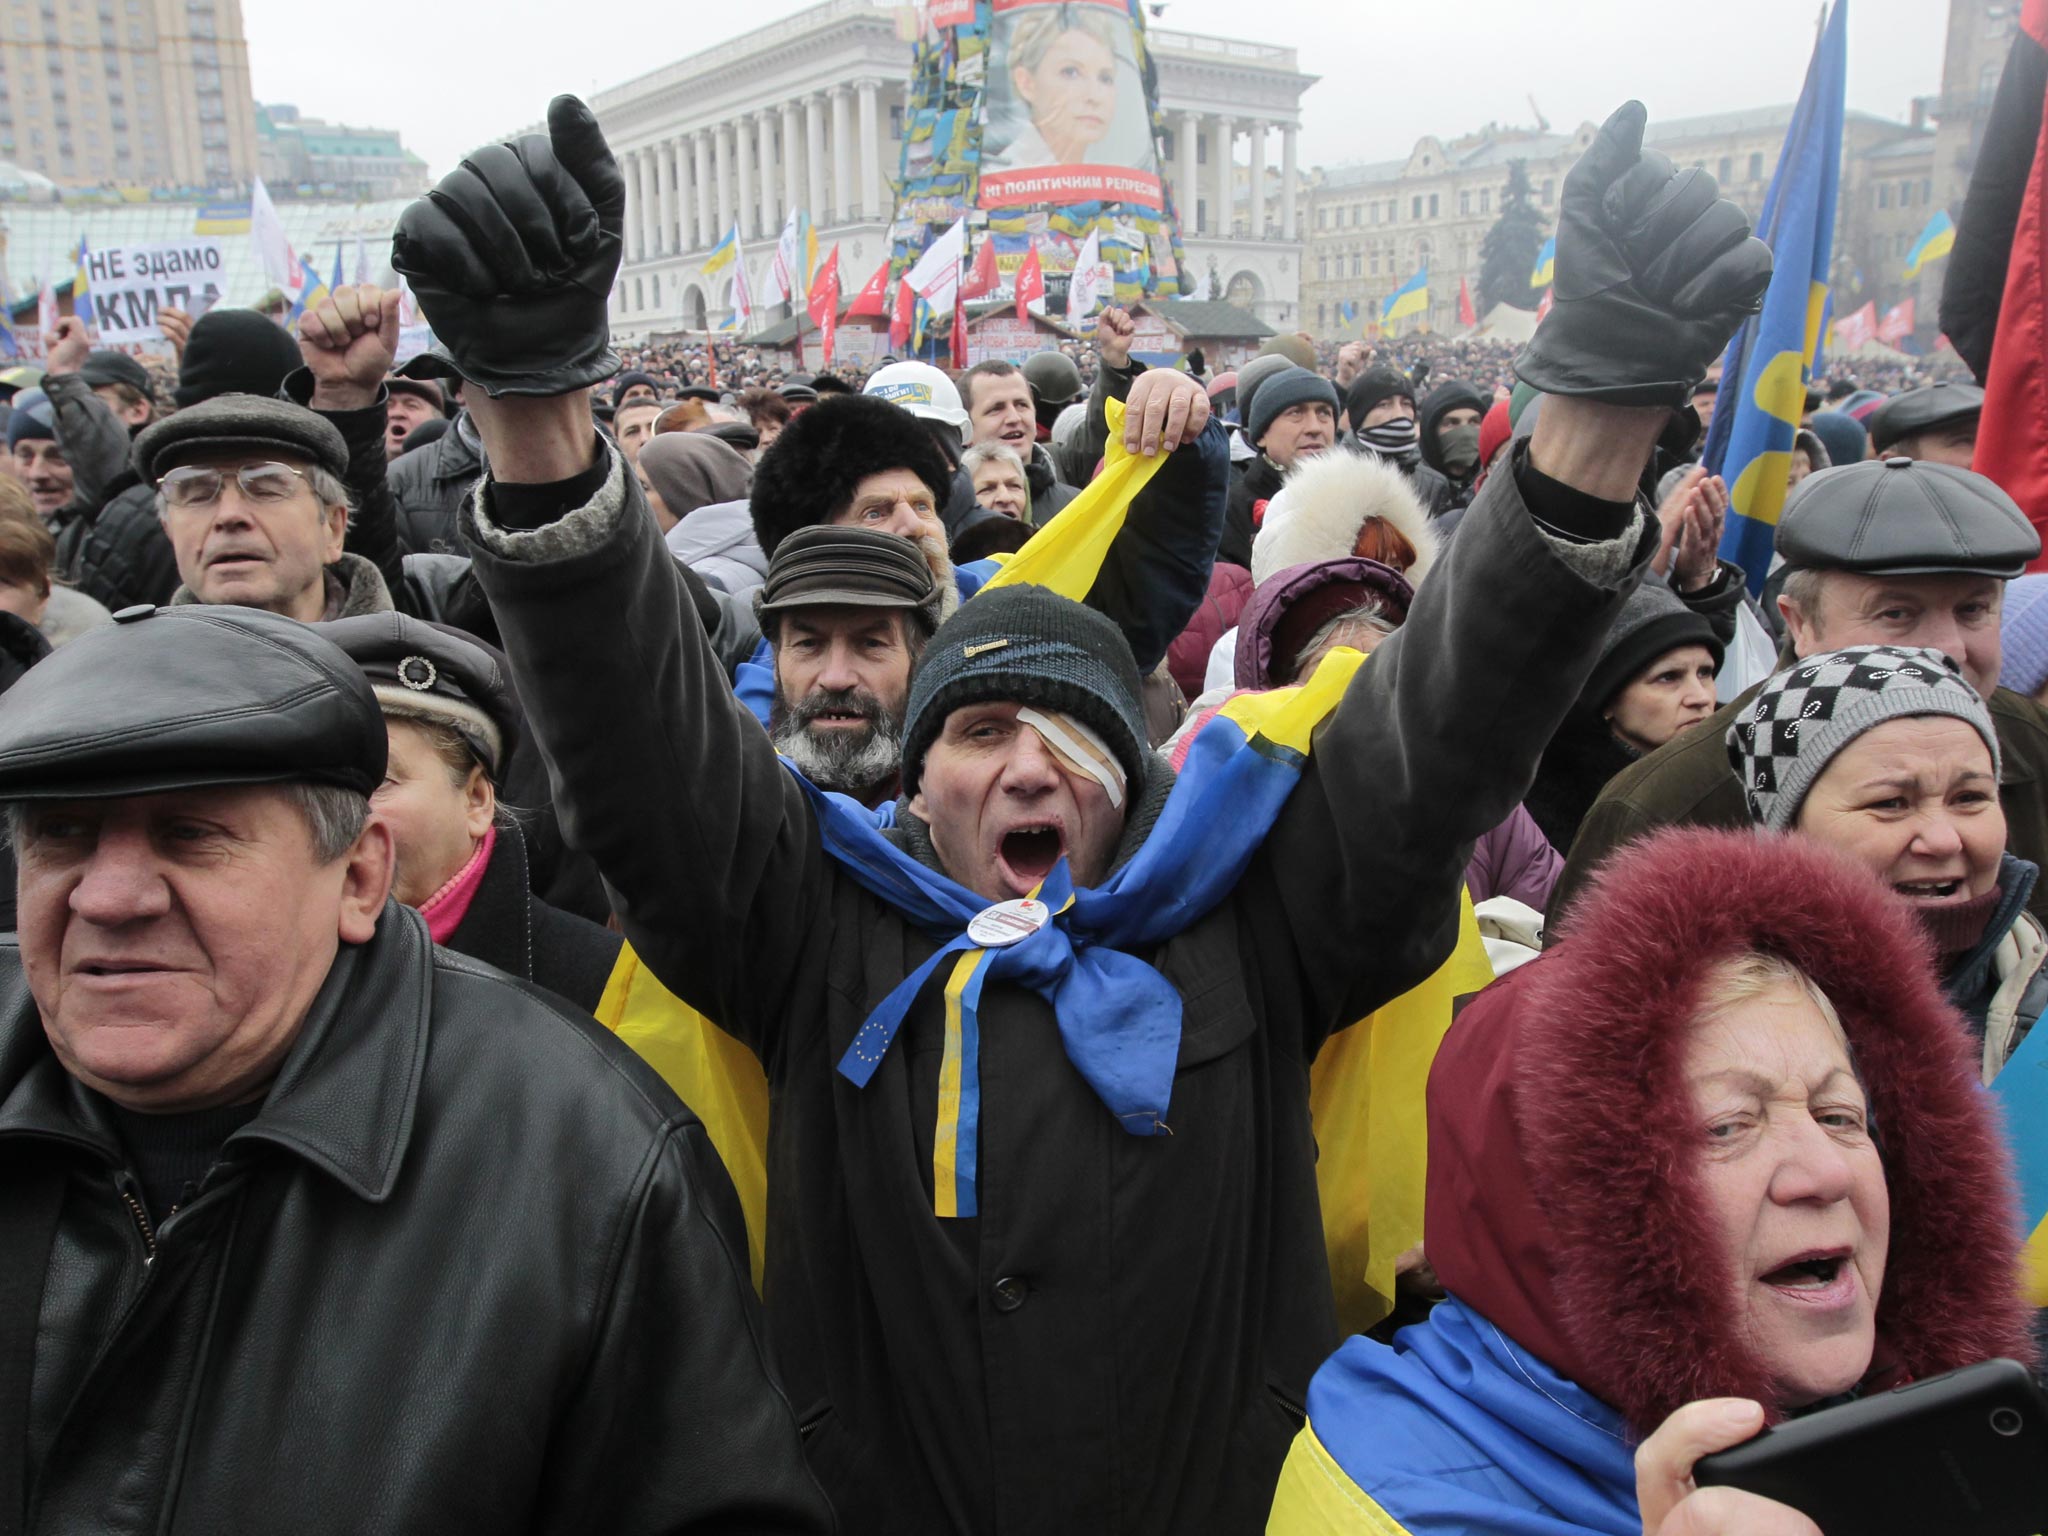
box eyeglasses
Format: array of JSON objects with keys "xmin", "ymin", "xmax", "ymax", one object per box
[{"xmin": 158, "ymin": 462, "xmax": 310, "ymax": 509}]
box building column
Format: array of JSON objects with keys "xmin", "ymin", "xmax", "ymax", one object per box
[
  {"xmin": 638, "ymin": 149, "xmax": 659, "ymax": 261},
  {"xmin": 671, "ymin": 134, "xmax": 691, "ymax": 251},
  {"xmin": 620, "ymin": 149, "xmax": 641, "ymax": 261},
  {"xmin": 782, "ymin": 101, "xmax": 804, "ymax": 220},
  {"xmin": 1281, "ymin": 125, "xmax": 1298, "ymax": 240},
  {"xmin": 806, "ymin": 94, "xmax": 828, "ymax": 225},
  {"xmin": 1210, "ymin": 116, "xmax": 1233, "ymax": 239},
  {"xmin": 714, "ymin": 123, "xmax": 734, "ymax": 240},
  {"xmin": 657, "ymin": 142, "xmax": 678, "ymax": 257},
  {"xmin": 1177, "ymin": 111, "xmax": 1199, "ymax": 232},
  {"xmin": 857, "ymin": 78, "xmax": 881, "ymax": 221},
  {"xmin": 736, "ymin": 114, "xmax": 758, "ymax": 239},
  {"xmin": 830, "ymin": 86, "xmax": 854, "ymax": 222},
  {"xmin": 756, "ymin": 110, "xmax": 778, "ymax": 236},
  {"xmin": 1247, "ymin": 120, "xmax": 1267, "ymax": 238},
  {"xmin": 694, "ymin": 131, "xmax": 715, "ymax": 248}
]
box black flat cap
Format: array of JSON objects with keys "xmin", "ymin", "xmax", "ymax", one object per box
[
  {"xmin": 1866, "ymin": 382, "xmax": 1984, "ymax": 453},
  {"xmin": 755, "ymin": 526, "xmax": 939, "ymax": 625},
  {"xmin": 132, "ymin": 393, "xmax": 350, "ymax": 485},
  {"xmin": 78, "ymin": 349, "xmax": 152, "ymax": 396},
  {"xmin": 1776, "ymin": 456, "xmax": 2040, "ymax": 579},
  {"xmin": 316, "ymin": 612, "xmax": 520, "ymax": 777},
  {"xmin": 0, "ymin": 605, "xmax": 385, "ymax": 799},
  {"xmin": 676, "ymin": 385, "xmax": 722, "ymax": 403}
]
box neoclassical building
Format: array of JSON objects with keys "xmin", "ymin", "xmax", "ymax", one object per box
[{"xmin": 598, "ymin": 0, "xmax": 1315, "ymax": 338}]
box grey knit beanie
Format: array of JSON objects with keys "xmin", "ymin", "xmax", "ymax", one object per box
[
  {"xmin": 1726, "ymin": 644, "xmax": 2001, "ymax": 831},
  {"xmin": 1245, "ymin": 366, "xmax": 1340, "ymax": 448},
  {"xmin": 901, "ymin": 583, "xmax": 1146, "ymax": 798}
]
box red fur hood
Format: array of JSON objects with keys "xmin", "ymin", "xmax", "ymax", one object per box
[{"xmin": 1425, "ymin": 827, "xmax": 2035, "ymax": 1435}]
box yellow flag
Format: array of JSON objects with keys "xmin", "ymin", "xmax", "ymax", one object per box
[{"xmin": 982, "ymin": 396, "xmax": 1173, "ymax": 599}]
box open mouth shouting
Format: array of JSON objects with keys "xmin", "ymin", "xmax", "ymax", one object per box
[
  {"xmin": 1757, "ymin": 1247, "xmax": 1859, "ymax": 1309},
  {"xmin": 996, "ymin": 819, "xmax": 1067, "ymax": 894}
]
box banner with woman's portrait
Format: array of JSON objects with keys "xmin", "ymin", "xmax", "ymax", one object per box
[{"xmin": 979, "ymin": 0, "xmax": 1163, "ymax": 210}]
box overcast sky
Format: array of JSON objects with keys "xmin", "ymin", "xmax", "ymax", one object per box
[{"xmin": 241, "ymin": 0, "xmax": 1948, "ymax": 183}]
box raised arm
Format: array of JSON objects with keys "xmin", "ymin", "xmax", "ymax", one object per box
[
  {"xmin": 40, "ymin": 317, "xmax": 135, "ymax": 512},
  {"xmin": 397, "ymin": 97, "xmax": 828, "ymax": 1060},
  {"xmin": 1258, "ymin": 100, "xmax": 1771, "ymax": 1036},
  {"xmin": 289, "ymin": 284, "xmax": 405, "ymax": 592}
]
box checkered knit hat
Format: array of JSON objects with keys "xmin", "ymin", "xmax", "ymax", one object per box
[{"xmin": 1726, "ymin": 644, "xmax": 2000, "ymax": 832}]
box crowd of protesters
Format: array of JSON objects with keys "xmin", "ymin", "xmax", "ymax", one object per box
[{"xmin": 0, "ymin": 85, "xmax": 2042, "ymax": 1536}]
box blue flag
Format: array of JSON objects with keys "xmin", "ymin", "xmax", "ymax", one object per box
[{"xmin": 1704, "ymin": 0, "xmax": 1847, "ymax": 592}]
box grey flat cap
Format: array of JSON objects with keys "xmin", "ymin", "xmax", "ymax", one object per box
[
  {"xmin": 0, "ymin": 604, "xmax": 385, "ymax": 799},
  {"xmin": 754, "ymin": 525, "xmax": 939, "ymax": 624},
  {"xmin": 1775, "ymin": 456, "xmax": 2039, "ymax": 579},
  {"xmin": 1866, "ymin": 381, "xmax": 1984, "ymax": 453},
  {"xmin": 132, "ymin": 392, "xmax": 350, "ymax": 485}
]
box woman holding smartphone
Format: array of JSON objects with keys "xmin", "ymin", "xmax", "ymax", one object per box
[{"xmin": 1265, "ymin": 826, "xmax": 2035, "ymax": 1535}]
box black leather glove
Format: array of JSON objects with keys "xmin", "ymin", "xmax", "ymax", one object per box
[
  {"xmin": 1516, "ymin": 101, "xmax": 1772, "ymax": 409},
  {"xmin": 390, "ymin": 96, "xmax": 623, "ymax": 398}
]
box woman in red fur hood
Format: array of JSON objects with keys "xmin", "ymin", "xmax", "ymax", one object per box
[{"xmin": 1269, "ymin": 827, "xmax": 2035, "ymax": 1535}]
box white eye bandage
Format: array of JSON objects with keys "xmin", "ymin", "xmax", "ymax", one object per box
[{"xmin": 1016, "ymin": 706, "xmax": 1127, "ymax": 810}]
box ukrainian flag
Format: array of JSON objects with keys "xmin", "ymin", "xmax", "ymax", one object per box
[
  {"xmin": 700, "ymin": 223, "xmax": 740, "ymax": 280},
  {"xmin": 1529, "ymin": 235, "xmax": 1555, "ymax": 290},
  {"xmin": 1380, "ymin": 268, "xmax": 1428, "ymax": 327},
  {"xmin": 1704, "ymin": 0, "xmax": 1845, "ymax": 594},
  {"xmin": 1904, "ymin": 209, "xmax": 1955, "ymax": 279},
  {"xmin": 70, "ymin": 239, "xmax": 93, "ymax": 328},
  {"xmin": 289, "ymin": 254, "xmax": 330, "ymax": 322}
]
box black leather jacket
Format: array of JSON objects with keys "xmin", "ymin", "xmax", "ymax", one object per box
[{"xmin": 0, "ymin": 905, "xmax": 834, "ymax": 1534}]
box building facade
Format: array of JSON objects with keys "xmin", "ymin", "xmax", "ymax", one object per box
[
  {"xmin": 256, "ymin": 103, "xmax": 428, "ymax": 200},
  {"xmin": 601, "ymin": 0, "xmax": 1314, "ymax": 339},
  {"xmin": 0, "ymin": 0, "xmax": 260, "ymax": 189},
  {"xmin": 1302, "ymin": 105, "xmax": 1933, "ymax": 344}
]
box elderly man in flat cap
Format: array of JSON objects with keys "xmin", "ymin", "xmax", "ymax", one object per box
[
  {"xmin": 0, "ymin": 606, "xmax": 832, "ymax": 1533},
  {"xmin": 1867, "ymin": 379, "xmax": 1983, "ymax": 468},
  {"xmin": 759, "ymin": 524, "xmax": 944, "ymax": 807},
  {"xmin": 1556, "ymin": 454, "xmax": 2048, "ymax": 927}
]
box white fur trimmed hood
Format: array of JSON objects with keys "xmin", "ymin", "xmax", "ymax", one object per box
[{"xmin": 1250, "ymin": 449, "xmax": 1439, "ymax": 588}]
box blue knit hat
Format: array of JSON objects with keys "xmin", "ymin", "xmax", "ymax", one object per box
[
  {"xmin": 1999, "ymin": 573, "xmax": 2048, "ymax": 700},
  {"xmin": 5, "ymin": 389, "xmax": 54, "ymax": 451}
]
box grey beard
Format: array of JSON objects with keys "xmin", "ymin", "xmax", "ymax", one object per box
[{"xmin": 770, "ymin": 694, "xmax": 905, "ymax": 797}]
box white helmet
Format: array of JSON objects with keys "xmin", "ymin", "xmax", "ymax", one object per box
[{"xmin": 864, "ymin": 360, "xmax": 968, "ymax": 440}]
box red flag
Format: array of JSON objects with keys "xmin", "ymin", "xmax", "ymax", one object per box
[
  {"xmin": 1975, "ymin": 0, "xmax": 2048, "ymax": 558},
  {"xmin": 846, "ymin": 258, "xmax": 890, "ymax": 319},
  {"xmin": 807, "ymin": 245, "xmax": 842, "ymax": 369},
  {"xmin": 1534, "ymin": 287, "xmax": 1554, "ymax": 326},
  {"xmin": 960, "ymin": 235, "xmax": 998, "ymax": 300},
  {"xmin": 1832, "ymin": 300, "xmax": 1878, "ymax": 351},
  {"xmin": 1457, "ymin": 275, "xmax": 1477, "ymax": 329},
  {"xmin": 1875, "ymin": 297, "xmax": 1916, "ymax": 346},
  {"xmin": 888, "ymin": 277, "xmax": 914, "ymax": 353},
  {"xmin": 949, "ymin": 242, "xmax": 970, "ymax": 363},
  {"xmin": 1015, "ymin": 242, "xmax": 1044, "ymax": 324}
]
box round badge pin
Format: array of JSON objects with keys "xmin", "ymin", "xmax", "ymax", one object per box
[{"xmin": 966, "ymin": 898, "xmax": 1050, "ymax": 948}]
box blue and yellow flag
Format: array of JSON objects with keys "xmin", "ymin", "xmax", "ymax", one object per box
[
  {"xmin": 1529, "ymin": 235, "xmax": 1555, "ymax": 290},
  {"xmin": 289, "ymin": 254, "xmax": 330, "ymax": 322},
  {"xmin": 700, "ymin": 223, "xmax": 740, "ymax": 280},
  {"xmin": 1704, "ymin": 0, "xmax": 1846, "ymax": 593},
  {"xmin": 70, "ymin": 239, "xmax": 93, "ymax": 328},
  {"xmin": 1904, "ymin": 208, "xmax": 1956, "ymax": 279},
  {"xmin": 1380, "ymin": 267, "xmax": 1428, "ymax": 327}
]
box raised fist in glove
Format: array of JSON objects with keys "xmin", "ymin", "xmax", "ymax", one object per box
[
  {"xmin": 1516, "ymin": 101, "xmax": 1772, "ymax": 409},
  {"xmin": 391, "ymin": 95, "xmax": 623, "ymax": 398}
]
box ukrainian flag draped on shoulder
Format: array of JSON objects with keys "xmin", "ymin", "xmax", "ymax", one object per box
[{"xmin": 1703, "ymin": 0, "xmax": 1847, "ymax": 594}]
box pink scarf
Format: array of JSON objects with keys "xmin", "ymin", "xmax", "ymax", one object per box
[{"xmin": 417, "ymin": 824, "xmax": 496, "ymax": 945}]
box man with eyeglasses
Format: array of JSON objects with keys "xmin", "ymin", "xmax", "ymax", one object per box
[{"xmin": 140, "ymin": 395, "xmax": 382, "ymax": 623}]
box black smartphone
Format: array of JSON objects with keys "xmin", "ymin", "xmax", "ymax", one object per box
[{"xmin": 1693, "ymin": 1358, "xmax": 2048, "ymax": 1534}]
